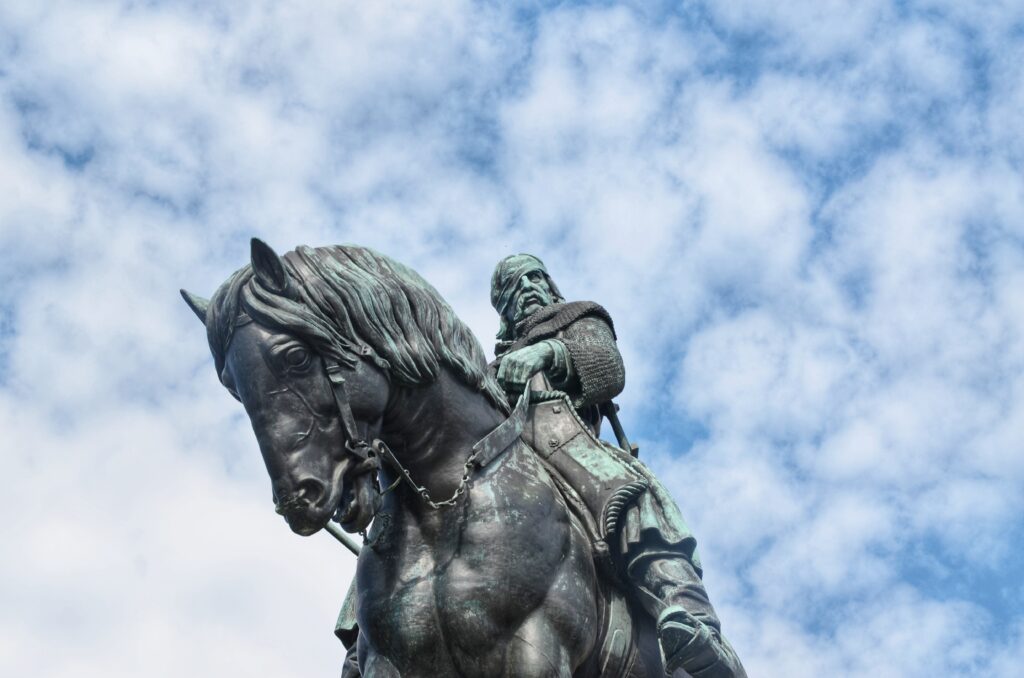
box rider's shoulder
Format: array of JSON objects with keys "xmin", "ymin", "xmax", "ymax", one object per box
[
  {"xmin": 549, "ymin": 300, "xmax": 613, "ymax": 324},
  {"xmin": 554, "ymin": 301, "xmax": 616, "ymax": 337}
]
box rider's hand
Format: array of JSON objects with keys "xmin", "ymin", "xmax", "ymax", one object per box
[{"xmin": 497, "ymin": 342, "xmax": 555, "ymax": 393}]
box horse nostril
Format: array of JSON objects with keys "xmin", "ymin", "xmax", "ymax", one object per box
[{"xmin": 296, "ymin": 478, "xmax": 325, "ymax": 507}]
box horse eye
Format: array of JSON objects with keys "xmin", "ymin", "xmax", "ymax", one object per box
[{"xmin": 284, "ymin": 346, "xmax": 312, "ymax": 369}]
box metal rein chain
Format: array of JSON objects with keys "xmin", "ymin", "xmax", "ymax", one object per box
[
  {"xmin": 328, "ymin": 357, "xmax": 480, "ymax": 512},
  {"xmin": 373, "ymin": 439, "xmax": 479, "ymax": 510}
]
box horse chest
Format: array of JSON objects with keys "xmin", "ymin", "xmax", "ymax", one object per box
[{"xmin": 356, "ymin": 451, "xmax": 580, "ymax": 674}]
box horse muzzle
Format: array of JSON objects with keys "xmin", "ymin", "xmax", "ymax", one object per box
[
  {"xmin": 275, "ymin": 483, "xmax": 332, "ymax": 536},
  {"xmin": 273, "ymin": 457, "xmax": 378, "ymax": 536}
]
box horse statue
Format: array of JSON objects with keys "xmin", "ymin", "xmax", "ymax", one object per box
[{"xmin": 181, "ymin": 240, "xmax": 737, "ymax": 677}]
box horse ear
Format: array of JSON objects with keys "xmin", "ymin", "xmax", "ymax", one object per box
[
  {"xmin": 251, "ymin": 238, "xmax": 290, "ymax": 294},
  {"xmin": 180, "ymin": 289, "xmax": 210, "ymax": 324}
]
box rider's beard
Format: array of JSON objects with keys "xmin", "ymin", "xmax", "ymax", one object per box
[{"xmin": 513, "ymin": 291, "xmax": 547, "ymax": 325}]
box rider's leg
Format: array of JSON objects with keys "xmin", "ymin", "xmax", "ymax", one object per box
[
  {"xmin": 633, "ymin": 555, "xmax": 719, "ymax": 626},
  {"xmin": 631, "ymin": 555, "xmax": 747, "ymax": 678}
]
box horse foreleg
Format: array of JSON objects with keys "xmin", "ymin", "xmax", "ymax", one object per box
[{"xmin": 341, "ymin": 643, "xmax": 361, "ymax": 678}]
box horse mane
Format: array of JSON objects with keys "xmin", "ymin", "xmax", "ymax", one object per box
[{"xmin": 205, "ymin": 244, "xmax": 510, "ymax": 413}]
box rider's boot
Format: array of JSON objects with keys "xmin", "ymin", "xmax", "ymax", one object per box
[{"xmin": 633, "ymin": 556, "xmax": 748, "ymax": 677}]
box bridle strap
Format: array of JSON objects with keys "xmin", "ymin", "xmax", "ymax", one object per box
[
  {"xmin": 325, "ymin": 363, "xmax": 375, "ymax": 462},
  {"xmin": 471, "ymin": 390, "xmax": 529, "ymax": 468}
]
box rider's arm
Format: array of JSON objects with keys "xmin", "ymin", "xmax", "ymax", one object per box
[
  {"xmin": 557, "ymin": 315, "xmax": 625, "ymax": 408},
  {"xmin": 540, "ymin": 339, "xmax": 574, "ymax": 389}
]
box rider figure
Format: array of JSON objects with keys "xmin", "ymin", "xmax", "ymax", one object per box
[{"xmin": 490, "ymin": 253, "xmax": 747, "ymax": 678}]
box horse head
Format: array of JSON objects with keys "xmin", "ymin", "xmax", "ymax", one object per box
[{"xmin": 182, "ymin": 239, "xmax": 386, "ymax": 536}]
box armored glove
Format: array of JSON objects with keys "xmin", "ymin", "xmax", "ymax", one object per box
[{"xmin": 496, "ymin": 341, "xmax": 556, "ymax": 392}]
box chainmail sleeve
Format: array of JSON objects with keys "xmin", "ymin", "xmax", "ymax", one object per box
[{"xmin": 559, "ymin": 315, "xmax": 625, "ymax": 408}]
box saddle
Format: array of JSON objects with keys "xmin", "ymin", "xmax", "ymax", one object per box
[{"xmin": 520, "ymin": 375, "xmax": 653, "ymax": 678}]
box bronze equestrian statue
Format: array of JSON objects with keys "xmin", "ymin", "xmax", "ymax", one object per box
[{"xmin": 181, "ymin": 240, "xmax": 745, "ymax": 677}]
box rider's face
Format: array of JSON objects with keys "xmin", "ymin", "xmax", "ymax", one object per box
[{"xmin": 508, "ymin": 270, "xmax": 554, "ymax": 326}]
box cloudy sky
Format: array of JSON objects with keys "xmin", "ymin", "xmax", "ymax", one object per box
[{"xmin": 2, "ymin": 1, "xmax": 1022, "ymax": 676}]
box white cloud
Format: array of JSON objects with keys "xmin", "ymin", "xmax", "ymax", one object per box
[{"xmin": 1, "ymin": 1, "xmax": 1022, "ymax": 676}]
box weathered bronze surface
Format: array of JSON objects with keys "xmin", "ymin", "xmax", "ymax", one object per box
[{"xmin": 182, "ymin": 241, "xmax": 745, "ymax": 677}]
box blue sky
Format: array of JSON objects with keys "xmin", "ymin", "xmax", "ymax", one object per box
[{"xmin": 1, "ymin": 1, "xmax": 1022, "ymax": 676}]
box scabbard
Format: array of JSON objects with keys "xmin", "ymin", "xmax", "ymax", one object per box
[{"xmin": 601, "ymin": 401, "xmax": 639, "ymax": 457}]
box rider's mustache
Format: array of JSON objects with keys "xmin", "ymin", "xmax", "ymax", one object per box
[{"xmin": 516, "ymin": 290, "xmax": 546, "ymax": 311}]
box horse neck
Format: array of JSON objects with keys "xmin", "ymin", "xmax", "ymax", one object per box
[{"xmin": 379, "ymin": 369, "xmax": 507, "ymax": 499}]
